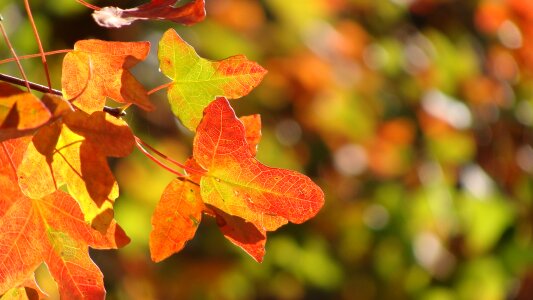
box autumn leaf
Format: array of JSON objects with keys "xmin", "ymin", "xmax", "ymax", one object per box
[
  {"xmin": 158, "ymin": 29, "xmax": 267, "ymax": 131},
  {"xmin": 17, "ymin": 110, "xmax": 135, "ymax": 231},
  {"xmin": 0, "ymin": 275, "xmax": 47, "ymax": 300},
  {"xmin": 149, "ymin": 178, "xmax": 204, "ymax": 262},
  {"xmin": 149, "ymin": 121, "xmax": 270, "ymax": 262},
  {"xmin": 0, "ymin": 137, "xmax": 30, "ymax": 217},
  {"xmin": 240, "ymin": 114, "xmax": 261, "ymax": 156},
  {"xmin": 209, "ymin": 206, "xmax": 267, "ymax": 262},
  {"xmin": 0, "ymin": 138, "xmax": 129, "ymax": 300},
  {"xmin": 61, "ymin": 40, "xmax": 154, "ymax": 113},
  {"xmin": 150, "ymin": 98, "xmax": 323, "ymax": 262},
  {"xmin": 0, "ymin": 83, "xmax": 51, "ymax": 142},
  {"xmin": 195, "ymin": 97, "xmax": 323, "ymax": 227},
  {"xmin": 0, "ymin": 89, "xmax": 72, "ymax": 142},
  {"xmin": 93, "ymin": 0, "xmax": 206, "ymax": 28}
]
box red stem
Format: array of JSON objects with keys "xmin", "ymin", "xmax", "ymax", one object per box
[
  {"xmin": 147, "ymin": 82, "xmax": 173, "ymax": 95},
  {"xmin": 75, "ymin": 0, "xmax": 101, "ymax": 10},
  {"xmin": 0, "ymin": 49, "xmax": 71, "ymax": 66},
  {"xmin": 134, "ymin": 136, "xmax": 206, "ymax": 176},
  {"xmin": 135, "ymin": 141, "xmax": 186, "ymax": 177},
  {"xmin": 0, "ymin": 20, "xmax": 31, "ymax": 92},
  {"xmin": 23, "ymin": 0, "xmax": 52, "ymax": 92}
]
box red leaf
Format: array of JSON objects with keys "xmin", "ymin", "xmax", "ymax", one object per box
[
  {"xmin": 240, "ymin": 114, "xmax": 261, "ymax": 157},
  {"xmin": 210, "ymin": 206, "xmax": 266, "ymax": 263},
  {"xmin": 93, "ymin": 0, "xmax": 206, "ymax": 28},
  {"xmin": 195, "ymin": 98, "xmax": 324, "ymax": 224},
  {"xmin": 191, "ymin": 97, "xmax": 323, "ymax": 261}
]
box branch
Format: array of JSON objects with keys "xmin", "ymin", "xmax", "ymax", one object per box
[{"xmin": 0, "ymin": 73, "xmax": 126, "ymax": 118}]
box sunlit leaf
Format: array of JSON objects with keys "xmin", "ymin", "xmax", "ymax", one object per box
[
  {"xmin": 17, "ymin": 111, "xmax": 135, "ymax": 231},
  {"xmin": 0, "ymin": 138, "xmax": 129, "ymax": 299},
  {"xmin": 149, "ymin": 178, "xmax": 204, "ymax": 262},
  {"xmin": 194, "ymin": 97, "xmax": 323, "ymax": 261},
  {"xmin": 240, "ymin": 114, "xmax": 261, "ymax": 156},
  {"xmin": 0, "ymin": 274, "xmax": 47, "ymax": 300},
  {"xmin": 0, "ymin": 83, "xmax": 51, "ymax": 142},
  {"xmin": 158, "ymin": 29, "xmax": 267, "ymax": 131},
  {"xmin": 61, "ymin": 40, "xmax": 154, "ymax": 113}
]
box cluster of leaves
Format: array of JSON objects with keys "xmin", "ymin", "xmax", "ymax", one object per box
[{"xmin": 0, "ymin": 1, "xmax": 324, "ymax": 298}]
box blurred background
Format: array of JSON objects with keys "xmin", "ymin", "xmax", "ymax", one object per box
[{"xmin": 3, "ymin": 0, "xmax": 533, "ymax": 299}]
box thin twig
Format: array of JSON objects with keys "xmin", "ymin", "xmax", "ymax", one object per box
[
  {"xmin": 0, "ymin": 49, "xmax": 72, "ymax": 65},
  {"xmin": 75, "ymin": 0, "xmax": 101, "ymax": 10},
  {"xmin": 23, "ymin": 0, "xmax": 52, "ymax": 91},
  {"xmin": 147, "ymin": 82, "xmax": 173, "ymax": 95},
  {"xmin": 135, "ymin": 141, "xmax": 187, "ymax": 177},
  {"xmin": 0, "ymin": 17, "xmax": 31, "ymax": 92},
  {"xmin": 134, "ymin": 136, "xmax": 206, "ymax": 176}
]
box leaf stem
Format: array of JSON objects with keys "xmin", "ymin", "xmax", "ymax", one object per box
[
  {"xmin": 0, "ymin": 49, "xmax": 72, "ymax": 66},
  {"xmin": 147, "ymin": 82, "xmax": 173, "ymax": 95},
  {"xmin": 0, "ymin": 18, "xmax": 31, "ymax": 92},
  {"xmin": 75, "ymin": 0, "xmax": 101, "ymax": 10},
  {"xmin": 0, "ymin": 73, "xmax": 126, "ymax": 117},
  {"xmin": 134, "ymin": 136, "xmax": 206, "ymax": 176},
  {"xmin": 135, "ymin": 140, "xmax": 187, "ymax": 177},
  {"xmin": 23, "ymin": 0, "xmax": 52, "ymax": 92}
]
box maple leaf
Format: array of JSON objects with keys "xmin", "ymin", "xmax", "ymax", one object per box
[
  {"xmin": 0, "ymin": 82, "xmax": 50, "ymax": 142},
  {"xmin": 93, "ymin": 0, "xmax": 206, "ymax": 28},
  {"xmin": 195, "ymin": 98, "xmax": 324, "ymax": 227},
  {"xmin": 61, "ymin": 40, "xmax": 154, "ymax": 114},
  {"xmin": 149, "ymin": 98, "xmax": 323, "ymax": 262},
  {"xmin": 0, "ymin": 82, "xmax": 72, "ymax": 142},
  {"xmin": 149, "ymin": 178, "xmax": 204, "ymax": 262},
  {"xmin": 158, "ymin": 29, "xmax": 267, "ymax": 131},
  {"xmin": 240, "ymin": 114, "xmax": 261, "ymax": 157},
  {"xmin": 17, "ymin": 110, "xmax": 135, "ymax": 232},
  {"xmin": 1, "ymin": 275, "xmax": 47, "ymax": 300},
  {"xmin": 0, "ymin": 138, "xmax": 129, "ymax": 300},
  {"xmin": 0, "ymin": 83, "xmax": 71, "ymax": 143}
]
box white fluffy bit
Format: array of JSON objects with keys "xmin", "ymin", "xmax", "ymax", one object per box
[{"xmin": 92, "ymin": 7, "xmax": 137, "ymax": 28}]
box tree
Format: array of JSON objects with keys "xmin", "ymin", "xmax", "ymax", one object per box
[{"xmin": 0, "ymin": 1, "xmax": 324, "ymax": 298}]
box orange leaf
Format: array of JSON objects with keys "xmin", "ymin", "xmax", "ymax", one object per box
[
  {"xmin": 192, "ymin": 98, "xmax": 323, "ymax": 261},
  {"xmin": 0, "ymin": 138, "xmax": 129, "ymax": 299},
  {"xmin": 1, "ymin": 274, "xmax": 47, "ymax": 300},
  {"xmin": 61, "ymin": 40, "xmax": 154, "ymax": 113},
  {"xmin": 0, "ymin": 138, "xmax": 31, "ymax": 216},
  {"xmin": 240, "ymin": 114, "xmax": 262, "ymax": 157},
  {"xmin": 93, "ymin": 0, "xmax": 206, "ymax": 28},
  {"xmin": 0, "ymin": 83, "xmax": 51, "ymax": 142},
  {"xmin": 17, "ymin": 111, "xmax": 135, "ymax": 231},
  {"xmin": 149, "ymin": 179, "xmax": 204, "ymax": 262}
]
